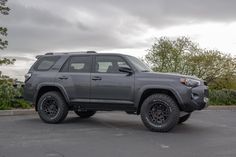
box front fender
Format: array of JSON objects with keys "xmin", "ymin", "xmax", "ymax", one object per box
[{"xmin": 135, "ymin": 85, "xmax": 184, "ymax": 109}]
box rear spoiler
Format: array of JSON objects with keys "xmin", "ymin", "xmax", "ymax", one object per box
[
  {"xmin": 35, "ymin": 55, "xmax": 42, "ymax": 59},
  {"xmin": 35, "ymin": 52, "xmax": 54, "ymax": 59}
]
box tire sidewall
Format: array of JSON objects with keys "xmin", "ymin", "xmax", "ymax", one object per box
[
  {"xmin": 141, "ymin": 94, "xmax": 180, "ymax": 132},
  {"xmin": 37, "ymin": 92, "xmax": 68, "ymax": 123}
]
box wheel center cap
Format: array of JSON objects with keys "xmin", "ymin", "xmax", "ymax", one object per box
[
  {"xmin": 156, "ymin": 110, "xmax": 162, "ymax": 116},
  {"xmin": 49, "ymin": 105, "xmax": 54, "ymax": 110}
]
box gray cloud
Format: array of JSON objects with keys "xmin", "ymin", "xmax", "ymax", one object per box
[
  {"xmin": 1, "ymin": 0, "xmax": 236, "ymax": 57},
  {"xmin": 2, "ymin": 0, "xmax": 150, "ymax": 56},
  {"xmin": 1, "ymin": 0, "xmax": 236, "ymax": 80},
  {"xmin": 108, "ymin": 0, "xmax": 236, "ymax": 25},
  {"xmin": 44, "ymin": 0, "xmax": 236, "ymax": 27}
]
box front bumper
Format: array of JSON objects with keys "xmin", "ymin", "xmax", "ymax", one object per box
[
  {"xmin": 180, "ymin": 85, "xmax": 209, "ymax": 112},
  {"xmin": 189, "ymin": 85, "xmax": 209, "ymax": 110}
]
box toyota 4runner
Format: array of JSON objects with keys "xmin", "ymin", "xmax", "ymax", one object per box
[{"xmin": 24, "ymin": 51, "xmax": 208, "ymax": 132}]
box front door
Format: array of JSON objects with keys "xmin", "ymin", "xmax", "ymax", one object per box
[{"xmin": 90, "ymin": 55, "xmax": 135, "ymax": 105}]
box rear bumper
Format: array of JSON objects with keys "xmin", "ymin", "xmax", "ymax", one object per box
[{"xmin": 23, "ymin": 83, "xmax": 34, "ymax": 104}]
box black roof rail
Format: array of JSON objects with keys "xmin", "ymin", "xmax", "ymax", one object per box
[
  {"xmin": 45, "ymin": 52, "xmax": 54, "ymax": 55},
  {"xmin": 44, "ymin": 51, "xmax": 97, "ymax": 55},
  {"xmin": 86, "ymin": 51, "xmax": 97, "ymax": 53}
]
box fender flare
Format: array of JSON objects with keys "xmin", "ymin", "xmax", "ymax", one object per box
[
  {"xmin": 135, "ymin": 85, "xmax": 184, "ymax": 109},
  {"xmin": 33, "ymin": 82, "xmax": 70, "ymax": 105}
]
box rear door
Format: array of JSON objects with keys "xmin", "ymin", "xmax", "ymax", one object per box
[
  {"xmin": 90, "ymin": 55, "xmax": 135, "ymax": 105},
  {"xmin": 56, "ymin": 55, "xmax": 92, "ymax": 102}
]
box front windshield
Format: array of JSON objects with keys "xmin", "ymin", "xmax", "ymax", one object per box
[{"xmin": 126, "ymin": 55, "xmax": 152, "ymax": 72}]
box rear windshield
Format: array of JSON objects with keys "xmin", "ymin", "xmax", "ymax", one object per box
[{"xmin": 34, "ymin": 56, "xmax": 60, "ymax": 71}]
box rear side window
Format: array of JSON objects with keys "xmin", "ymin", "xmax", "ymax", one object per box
[
  {"xmin": 60, "ymin": 56, "xmax": 92, "ymax": 73},
  {"xmin": 34, "ymin": 56, "xmax": 60, "ymax": 71}
]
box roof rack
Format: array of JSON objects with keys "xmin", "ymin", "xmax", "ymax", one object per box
[
  {"xmin": 44, "ymin": 51, "xmax": 97, "ymax": 55},
  {"xmin": 86, "ymin": 51, "xmax": 97, "ymax": 53},
  {"xmin": 45, "ymin": 52, "xmax": 54, "ymax": 55}
]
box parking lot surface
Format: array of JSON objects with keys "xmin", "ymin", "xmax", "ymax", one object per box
[{"xmin": 0, "ymin": 110, "xmax": 236, "ymax": 157}]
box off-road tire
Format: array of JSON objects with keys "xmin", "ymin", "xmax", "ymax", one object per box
[
  {"xmin": 140, "ymin": 94, "xmax": 180, "ymax": 132},
  {"xmin": 37, "ymin": 91, "xmax": 68, "ymax": 123}
]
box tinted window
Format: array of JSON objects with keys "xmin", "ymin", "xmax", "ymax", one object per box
[
  {"xmin": 126, "ymin": 55, "xmax": 152, "ymax": 72},
  {"xmin": 34, "ymin": 56, "xmax": 60, "ymax": 71},
  {"xmin": 95, "ymin": 56, "xmax": 130, "ymax": 73},
  {"xmin": 61, "ymin": 56, "xmax": 92, "ymax": 73}
]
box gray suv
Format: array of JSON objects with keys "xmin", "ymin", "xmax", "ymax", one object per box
[{"xmin": 24, "ymin": 51, "xmax": 208, "ymax": 132}]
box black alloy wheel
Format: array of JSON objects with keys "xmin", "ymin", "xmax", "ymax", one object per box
[
  {"xmin": 147, "ymin": 101, "xmax": 171, "ymax": 125},
  {"xmin": 141, "ymin": 94, "xmax": 180, "ymax": 132},
  {"xmin": 41, "ymin": 97, "xmax": 59, "ymax": 119},
  {"xmin": 37, "ymin": 91, "xmax": 68, "ymax": 123}
]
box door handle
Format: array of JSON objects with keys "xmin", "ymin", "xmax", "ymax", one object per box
[
  {"xmin": 58, "ymin": 76, "xmax": 68, "ymax": 80},
  {"xmin": 92, "ymin": 76, "xmax": 102, "ymax": 81}
]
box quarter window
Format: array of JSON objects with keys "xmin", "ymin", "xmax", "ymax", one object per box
[{"xmin": 34, "ymin": 56, "xmax": 60, "ymax": 71}]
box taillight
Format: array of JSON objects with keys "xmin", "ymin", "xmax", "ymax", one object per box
[{"xmin": 24, "ymin": 73, "xmax": 32, "ymax": 82}]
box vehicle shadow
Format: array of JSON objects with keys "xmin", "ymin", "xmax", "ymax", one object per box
[
  {"xmin": 22, "ymin": 113, "xmax": 210, "ymax": 135},
  {"xmin": 63, "ymin": 114, "xmax": 209, "ymax": 134}
]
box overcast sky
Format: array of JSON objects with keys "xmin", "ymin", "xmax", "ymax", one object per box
[{"xmin": 1, "ymin": 0, "xmax": 236, "ymax": 81}]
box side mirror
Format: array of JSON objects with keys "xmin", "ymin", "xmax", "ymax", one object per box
[{"xmin": 119, "ymin": 67, "xmax": 133, "ymax": 75}]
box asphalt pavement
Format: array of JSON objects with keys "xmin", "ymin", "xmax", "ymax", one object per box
[{"xmin": 0, "ymin": 110, "xmax": 236, "ymax": 157}]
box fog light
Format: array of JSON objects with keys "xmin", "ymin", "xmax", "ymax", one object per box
[{"xmin": 204, "ymin": 97, "xmax": 209, "ymax": 103}]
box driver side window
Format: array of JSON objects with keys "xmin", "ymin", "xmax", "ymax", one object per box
[{"xmin": 95, "ymin": 56, "xmax": 130, "ymax": 73}]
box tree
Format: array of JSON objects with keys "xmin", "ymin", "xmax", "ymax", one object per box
[
  {"xmin": 145, "ymin": 37, "xmax": 199, "ymax": 73},
  {"xmin": 0, "ymin": 0, "xmax": 15, "ymax": 66},
  {"xmin": 185, "ymin": 50, "xmax": 236, "ymax": 85},
  {"xmin": 0, "ymin": 0, "xmax": 10, "ymax": 50},
  {"xmin": 145, "ymin": 37, "xmax": 236, "ymax": 89}
]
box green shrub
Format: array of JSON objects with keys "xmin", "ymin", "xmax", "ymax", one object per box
[
  {"xmin": 11, "ymin": 99, "xmax": 31, "ymax": 109},
  {"xmin": 209, "ymin": 89, "xmax": 236, "ymax": 105},
  {"xmin": 0, "ymin": 80, "xmax": 31, "ymax": 110}
]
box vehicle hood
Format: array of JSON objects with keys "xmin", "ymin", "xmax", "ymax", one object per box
[{"xmin": 141, "ymin": 72, "xmax": 201, "ymax": 80}]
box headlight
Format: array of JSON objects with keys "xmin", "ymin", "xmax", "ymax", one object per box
[{"xmin": 180, "ymin": 78, "xmax": 201, "ymax": 87}]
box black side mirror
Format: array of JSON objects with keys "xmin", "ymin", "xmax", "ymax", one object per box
[{"xmin": 119, "ymin": 67, "xmax": 133, "ymax": 75}]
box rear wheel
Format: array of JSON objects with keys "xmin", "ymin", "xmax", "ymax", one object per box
[
  {"xmin": 178, "ymin": 113, "xmax": 191, "ymax": 124},
  {"xmin": 74, "ymin": 110, "xmax": 96, "ymax": 118},
  {"xmin": 140, "ymin": 94, "xmax": 180, "ymax": 132},
  {"xmin": 37, "ymin": 91, "xmax": 68, "ymax": 123}
]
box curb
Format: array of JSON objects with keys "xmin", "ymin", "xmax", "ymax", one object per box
[
  {"xmin": 205, "ymin": 106, "xmax": 236, "ymax": 110},
  {"xmin": 0, "ymin": 109, "xmax": 36, "ymax": 116}
]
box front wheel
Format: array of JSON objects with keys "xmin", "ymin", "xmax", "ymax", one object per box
[
  {"xmin": 74, "ymin": 110, "xmax": 96, "ymax": 118},
  {"xmin": 140, "ymin": 94, "xmax": 180, "ymax": 132}
]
